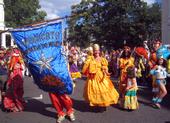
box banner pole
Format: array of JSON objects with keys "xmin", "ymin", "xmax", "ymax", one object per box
[{"xmin": 0, "ymin": 14, "xmax": 76, "ymax": 33}]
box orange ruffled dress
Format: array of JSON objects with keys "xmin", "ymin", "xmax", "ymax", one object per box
[
  {"xmin": 82, "ymin": 56, "xmax": 119, "ymax": 107},
  {"xmin": 119, "ymin": 57, "xmax": 134, "ymax": 95}
]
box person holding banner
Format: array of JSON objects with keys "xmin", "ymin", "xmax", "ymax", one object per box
[
  {"xmin": 3, "ymin": 48, "xmax": 25, "ymax": 112},
  {"xmin": 49, "ymin": 92, "xmax": 75, "ymax": 123},
  {"xmin": 48, "ymin": 63, "xmax": 75, "ymax": 123},
  {"xmin": 82, "ymin": 44, "xmax": 119, "ymax": 111},
  {"xmin": 10, "ymin": 21, "xmax": 75, "ymax": 123}
]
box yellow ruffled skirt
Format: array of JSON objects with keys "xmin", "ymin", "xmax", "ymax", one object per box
[
  {"xmin": 124, "ymin": 88, "xmax": 138, "ymax": 110},
  {"xmin": 83, "ymin": 74, "xmax": 119, "ymax": 107}
]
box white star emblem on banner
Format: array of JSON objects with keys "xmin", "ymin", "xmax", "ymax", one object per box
[{"xmin": 34, "ymin": 53, "xmax": 53, "ymax": 73}]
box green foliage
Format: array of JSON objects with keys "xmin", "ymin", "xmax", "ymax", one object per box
[
  {"xmin": 146, "ymin": 3, "xmax": 161, "ymax": 41},
  {"xmin": 68, "ymin": 0, "xmax": 161, "ymax": 48},
  {"xmin": 4, "ymin": 0, "xmax": 47, "ymax": 27}
]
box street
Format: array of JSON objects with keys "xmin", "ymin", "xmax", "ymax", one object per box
[{"xmin": 0, "ymin": 76, "xmax": 170, "ymax": 123}]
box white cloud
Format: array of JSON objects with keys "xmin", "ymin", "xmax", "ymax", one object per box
[
  {"xmin": 39, "ymin": 0, "xmax": 81, "ymax": 19},
  {"xmin": 40, "ymin": 0, "xmax": 156, "ymax": 20},
  {"xmin": 142, "ymin": 0, "xmax": 155, "ymax": 5}
]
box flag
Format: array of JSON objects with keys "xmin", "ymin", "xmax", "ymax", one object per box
[{"xmin": 10, "ymin": 21, "xmax": 73, "ymax": 94}]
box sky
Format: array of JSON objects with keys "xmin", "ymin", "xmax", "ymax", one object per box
[
  {"xmin": 39, "ymin": 0, "xmax": 158, "ymax": 20},
  {"xmin": 142, "ymin": 0, "xmax": 156, "ymax": 5},
  {"xmin": 39, "ymin": 0, "xmax": 81, "ymax": 20}
]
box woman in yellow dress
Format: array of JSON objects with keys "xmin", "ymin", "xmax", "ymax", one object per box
[{"xmin": 82, "ymin": 44, "xmax": 119, "ymax": 109}]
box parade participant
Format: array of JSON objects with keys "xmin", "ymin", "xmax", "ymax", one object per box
[
  {"xmin": 69, "ymin": 54, "xmax": 81, "ymax": 79},
  {"xmin": 3, "ymin": 48, "xmax": 25, "ymax": 112},
  {"xmin": 68, "ymin": 54, "xmax": 81, "ymax": 88},
  {"xmin": 9, "ymin": 20, "xmax": 75, "ymax": 123},
  {"xmin": 143, "ymin": 40, "xmax": 150, "ymax": 59},
  {"xmin": 86, "ymin": 46, "xmax": 93, "ymax": 60},
  {"xmin": 49, "ymin": 59, "xmax": 75, "ymax": 123},
  {"xmin": 167, "ymin": 56, "xmax": 170, "ymax": 93},
  {"xmin": 49, "ymin": 92, "xmax": 75, "ymax": 123},
  {"xmin": 149, "ymin": 40, "xmax": 161, "ymax": 68},
  {"xmin": 149, "ymin": 40, "xmax": 162, "ymax": 102},
  {"xmin": 0, "ymin": 47, "xmax": 6, "ymax": 104},
  {"xmin": 167, "ymin": 56, "xmax": 170, "ymax": 74},
  {"xmin": 69, "ymin": 46, "xmax": 78, "ymax": 66},
  {"xmin": 119, "ymin": 45, "xmax": 134, "ymax": 107},
  {"xmin": 109, "ymin": 50, "xmax": 119, "ymax": 78},
  {"xmin": 150, "ymin": 57, "xmax": 168, "ymax": 109},
  {"xmin": 82, "ymin": 44, "xmax": 119, "ymax": 110},
  {"xmin": 124, "ymin": 66, "xmax": 138, "ymax": 110},
  {"xmin": 0, "ymin": 47, "xmax": 6, "ymax": 70},
  {"xmin": 134, "ymin": 47, "xmax": 149, "ymax": 86},
  {"xmin": 82, "ymin": 46, "xmax": 94, "ymax": 71}
]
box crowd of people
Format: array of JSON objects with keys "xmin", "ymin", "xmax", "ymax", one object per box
[
  {"xmin": 63, "ymin": 40, "xmax": 169, "ymax": 122},
  {"xmin": 67, "ymin": 40, "xmax": 170, "ymax": 110},
  {"xmin": 0, "ymin": 40, "xmax": 170, "ymax": 123}
]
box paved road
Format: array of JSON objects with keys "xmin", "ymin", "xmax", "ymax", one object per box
[{"xmin": 0, "ymin": 76, "xmax": 170, "ymax": 123}]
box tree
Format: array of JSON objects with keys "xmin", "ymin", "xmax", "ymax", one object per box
[
  {"xmin": 68, "ymin": 0, "xmax": 161, "ymax": 49},
  {"xmin": 146, "ymin": 2, "xmax": 161, "ymax": 41},
  {"xmin": 4, "ymin": 0, "xmax": 47, "ymax": 27}
]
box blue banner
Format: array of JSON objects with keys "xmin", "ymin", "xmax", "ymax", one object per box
[{"xmin": 10, "ymin": 21, "xmax": 73, "ymax": 94}]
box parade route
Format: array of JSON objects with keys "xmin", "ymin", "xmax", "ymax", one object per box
[{"xmin": 0, "ymin": 76, "xmax": 170, "ymax": 123}]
